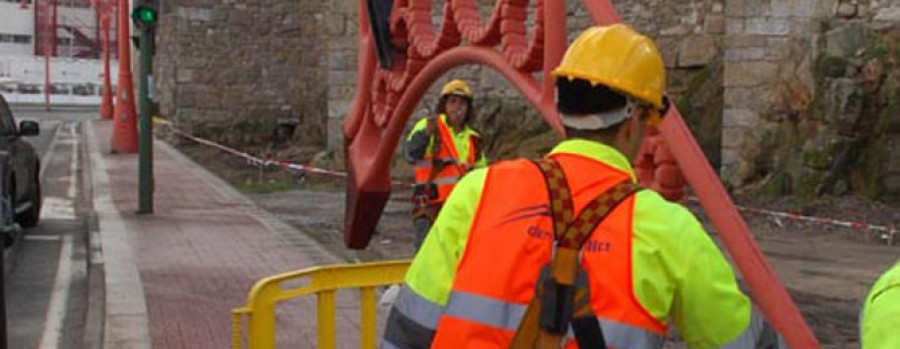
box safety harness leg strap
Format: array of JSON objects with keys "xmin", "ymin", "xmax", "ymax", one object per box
[{"xmin": 510, "ymin": 158, "xmax": 640, "ymax": 349}]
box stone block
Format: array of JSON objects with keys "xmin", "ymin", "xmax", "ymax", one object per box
[
  {"xmin": 176, "ymin": 68, "xmax": 195, "ymax": 83},
  {"xmin": 196, "ymin": 93, "xmax": 221, "ymax": 109},
  {"xmin": 678, "ymin": 35, "xmax": 718, "ymax": 67},
  {"xmin": 744, "ymin": 18, "xmax": 790, "ymax": 35},
  {"xmin": 743, "ymin": 0, "xmax": 772, "ymax": 16},
  {"xmin": 874, "ymin": 6, "xmax": 900, "ymax": 21},
  {"xmin": 725, "ymin": 0, "xmax": 745, "ymax": 17},
  {"xmin": 655, "ymin": 37, "xmax": 679, "ymax": 68},
  {"xmin": 326, "ymin": 117, "xmax": 345, "ymax": 151},
  {"xmin": 705, "ymin": 15, "xmax": 726, "ymax": 34},
  {"xmin": 660, "ymin": 24, "xmax": 693, "ymax": 36},
  {"xmin": 835, "ymin": 3, "xmax": 857, "ymax": 18},
  {"xmin": 328, "ymin": 51, "xmax": 349, "ymax": 71},
  {"xmin": 726, "ymin": 18, "xmax": 744, "ymax": 34},
  {"xmin": 328, "ymin": 86, "xmax": 356, "ymax": 99},
  {"xmin": 724, "ymin": 61, "xmax": 778, "ymax": 87},
  {"xmin": 726, "ymin": 34, "xmax": 767, "ymax": 48},
  {"xmin": 328, "ymin": 100, "xmax": 354, "ymax": 119},
  {"xmin": 722, "ymin": 126, "xmax": 751, "ymax": 148},
  {"xmin": 724, "ymin": 108, "xmax": 760, "ymax": 129},
  {"xmin": 724, "ymin": 86, "xmax": 772, "ymax": 111},
  {"xmin": 176, "ymin": 7, "xmax": 213, "ymax": 22},
  {"xmin": 327, "ymin": 71, "xmax": 358, "ymax": 86},
  {"xmin": 326, "ymin": 13, "xmax": 347, "ymax": 36},
  {"xmin": 792, "ymin": 0, "xmax": 834, "ymax": 18},
  {"xmin": 725, "ymin": 47, "xmax": 766, "ymax": 62},
  {"xmin": 712, "ymin": 1, "xmax": 724, "ymax": 14}
]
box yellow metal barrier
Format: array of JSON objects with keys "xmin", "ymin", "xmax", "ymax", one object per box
[{"xmin": 232, "ymin": 260, "xmax": 411, "ymax": 349}]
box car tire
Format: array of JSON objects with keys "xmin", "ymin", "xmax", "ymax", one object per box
[{"xmin": 18, "ymin": 174, "xmax": 40, "ymax": 228}]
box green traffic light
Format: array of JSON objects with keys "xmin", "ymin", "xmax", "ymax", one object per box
[
  {"xmin": 138, "ymin": 8, "xmax": 156, "ymax": 24},
  {"xmin": 133, "ymin": 7, "xmax": 157, "ymax": 26}
]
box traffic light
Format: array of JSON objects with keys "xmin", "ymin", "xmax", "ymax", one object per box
[{"xmin": 131, "ymin": 0, "xmax": 159, "ymax": 29}]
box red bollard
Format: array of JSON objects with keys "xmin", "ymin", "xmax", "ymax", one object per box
[
  {"xmin": 110, "ymin": 0, "xmax": 137, "ymax": 153},
  {"xmin": 99, "ymin": 8, "xmax": 113, "ymax": 120}
]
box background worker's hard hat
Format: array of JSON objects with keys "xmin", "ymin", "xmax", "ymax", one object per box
[
  {"xmin": 552, "ymin": 24, "xmax": 665, "ymax": 110},
  {"xmin": 441, "ymin": 79, "xmax": 473, "ymax": 99}
]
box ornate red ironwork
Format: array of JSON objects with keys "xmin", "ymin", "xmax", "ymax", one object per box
[{"xmin": 344, "ymin": 1, "xmax": 819, "ymax": 346}]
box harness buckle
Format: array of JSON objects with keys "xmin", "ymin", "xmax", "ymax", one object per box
[{"xmin": 537, "ymin": 265, "xmax": 574, "ymax": 335}]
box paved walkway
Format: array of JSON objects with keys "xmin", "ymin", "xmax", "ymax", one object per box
[{"xmin": 86, "ymin": 120, "xmax": 365, "ymax": 348}]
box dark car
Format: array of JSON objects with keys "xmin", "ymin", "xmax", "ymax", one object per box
[{"xmin": 0, "ymin": 94, "xmax": 41, "ymax": 229}]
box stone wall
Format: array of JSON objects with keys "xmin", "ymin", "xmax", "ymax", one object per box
[
  {"xmin": 155, "ymin": 0, "xmax": 327, "ymax": 153},
  {"xmin": 324, "ymin": 0, "xmax": 358, "ymax": 150},
  {"xmin": 154, "ymin": 0, "xmax": 900, "ymax": 200},
  {"xmin": 723, "ymin": 0, "xmax": 900, "ymax": 200}
]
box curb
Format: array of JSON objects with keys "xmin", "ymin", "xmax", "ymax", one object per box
[
  {"xmin": 84, "ymin": 119, "xmax": 151, "ymax": 349},
  {"xmin": 81, "ymin": 119, "xmax": 105, "ymax": 349}
]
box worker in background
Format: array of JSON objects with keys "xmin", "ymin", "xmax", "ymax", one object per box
[
  {"xmin": 861, "ymin": 261, "xmax": 900, "ymax": 348},
  {"xmin": 403, "ymin": 79, "xmax": 487, "ymax": 251},
  {"xmin": 382, "ymin": 24, "xmax": 780, "ymax": 348}
]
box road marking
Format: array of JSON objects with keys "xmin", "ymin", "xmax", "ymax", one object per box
[
  {"xmin": 24, "ymin": 235, "xmax": 62, "ymax": 241},
  {"xmin": 68, "ymin": 122, "xmax": 79, "ymax": 199},
  {"xmin": 39, "ymin": 234, "xmax": 74, "ymax": 349},
  {"xmin": 40, "ymin": 197, "xmax": 76, "ymax": 220},
  {"xmin": 39, "ymin": 120, "xmax": 64, "ymax": 182}
]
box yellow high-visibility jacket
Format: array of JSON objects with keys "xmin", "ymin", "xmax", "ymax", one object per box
[
  {"xmin": 382, "ymin": 139, "xmax": 777, "ymax": 348},
  {"xmin": 862, "ymin": 261, "xmax": 900, "ymax": 349}
]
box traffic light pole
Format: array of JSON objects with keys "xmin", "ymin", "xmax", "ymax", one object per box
[{"xmin": 137, "ymin": 27, "xmax": 153, "ymax": 214}]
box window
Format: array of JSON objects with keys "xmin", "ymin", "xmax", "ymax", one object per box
[{"xmin": 0, "ymin": 34, "xmax": 32, "ymax": 44}]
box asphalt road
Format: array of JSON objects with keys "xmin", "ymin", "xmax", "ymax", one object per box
[{"xmin": 4, "ymin": 106, "xmax": 94, "ymax": 349}]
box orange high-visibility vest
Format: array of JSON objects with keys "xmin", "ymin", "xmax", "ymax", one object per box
[
  {"xmin": 431, "ymin": 152, "xmax": 667, "ymax": 347},
  {"xmin": 413, "ymin": 117, "xmax": 477, "ymax": 205}
]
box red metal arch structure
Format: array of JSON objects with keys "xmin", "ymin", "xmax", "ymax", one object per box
[{"xmin": 343, "ymin": 0, "xmax": 819, "ymax": 347}]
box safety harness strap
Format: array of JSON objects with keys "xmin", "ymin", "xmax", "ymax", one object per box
[{"xmin": 511, "ymin": 158, "xmax": 639, "ymax": 349}]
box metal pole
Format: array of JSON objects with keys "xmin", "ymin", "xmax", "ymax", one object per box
[
  {"xmin": 43, "ymin": 0, "xmax": 52, "ymax": 111},
  {"xmin": 137, "ymin": 26, "xmax": 153, "ymax": 214}
]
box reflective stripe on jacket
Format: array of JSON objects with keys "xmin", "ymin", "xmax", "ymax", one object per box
[
  {"xmin": 383, "ymin": 139, "xmax": 766, "ymax": 348},
  {"xmin": 862, "ymin": 261, "xmax": 900, "ymax": 349},
  {"xmin": 408, "ymin": 114, "xmax": 484, "ymax": 204}
]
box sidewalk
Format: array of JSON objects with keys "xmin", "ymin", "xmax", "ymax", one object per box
[{"xmin": 86, "ymin": 119, "xmax": 365, "ymax": 348}]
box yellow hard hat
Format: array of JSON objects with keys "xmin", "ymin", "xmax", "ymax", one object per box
[
  {"xmin": 552, "ymin": 24, "xmax": 665, "ymax": 109},
  {"xmin": 440, "ymin": 79, "xmax": 473, "ymax": 99}
]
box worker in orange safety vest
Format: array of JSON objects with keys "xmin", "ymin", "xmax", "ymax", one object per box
[
  {"xmin": 382, "ymin": 24, "xmax": 781, "ymax": 348},
  {"xmin": 403, "ymin": 79, "xmax": 487, "ymax": 251}
]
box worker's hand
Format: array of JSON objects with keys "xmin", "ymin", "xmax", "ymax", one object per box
[{"xmin": 425, "ymin": 116, "xmax": 437, "ymax": 135}]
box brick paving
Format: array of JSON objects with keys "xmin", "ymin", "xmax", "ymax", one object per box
[{"xmin": 89, "ymin": 120, "xmax": 374, "ymax": 348}]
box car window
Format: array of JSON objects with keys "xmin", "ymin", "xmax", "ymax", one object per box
[{"xmin": 0, "ymin": 95, "xmax": 15, "ymax": 136}]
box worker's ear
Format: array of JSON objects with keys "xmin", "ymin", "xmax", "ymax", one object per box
[{"xmin": 646, "ymin": 96, "xmax": 670, "ymax": 126}]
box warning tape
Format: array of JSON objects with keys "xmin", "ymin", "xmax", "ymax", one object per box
[
  {"xmin": 688, "ymin": 197, "xmax": 897, "ymax": 244},
  {"xmin": 154, "ymin": 117, "xmax": 897, "ymax": 242},
  {"xmin": 153, "ymin": 117, "xmax": 410, "ymax": 186}
]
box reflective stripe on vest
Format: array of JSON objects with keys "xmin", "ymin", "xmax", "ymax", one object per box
[
  {"xmin": 415, "ymin": 176, "xmax": 461, "ymax": 186},
  {"xmin": 432, "ymin": 154, "xmax": 666, "ymax": 346},
  {"xmin": 394, "ymin": 286, "xmax": 443, "ymax": 330},
  {"xmin": 443, "ymin": 290, "xmax": 664, "ymax": 348},
  {"xmin": 412, "ymin": 117, "xmax": 477, "ymax": 204}
]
